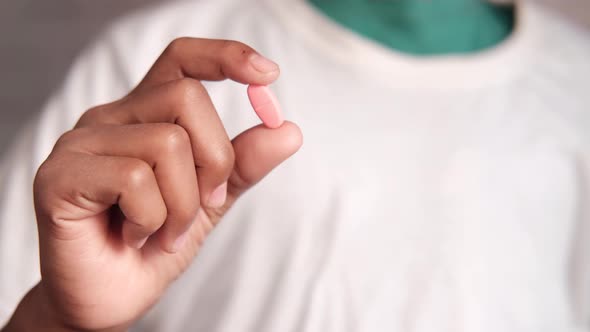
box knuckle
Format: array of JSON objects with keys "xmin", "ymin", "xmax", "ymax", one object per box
[
  {"xmin": 171, "ymin": 78, "xmax": 206, "ymax": 115},
  {"xmin": 123, "ymin": 160, "xmax": 154, "ymax": 191},
  {"xmin": 166, "ymin": 37, "xmax": 191, "ymax": 58},
  {"xmin": 76, "ymin": 110, "xmax": 93, "ymax": 127},
  {"xmin": 158, "ymin": 124, "xmax": 191, "ymax": 155},
  {"xmin": 208, "ymin": 142, "xmax": 235, "ymax": 174},
  {"xmin": 77, "ymin": 103, "xmax": 113, "ymax": 127},
  {"xmin": 54, "ymin": 128, "xmax": 87, "ymax": 151},
  {"xmin": 33, "ymin": 158, "xmax": 56, "ymax": 192},
  {"xmin": 33, "ymin": 156, "xmax": 74, "ymax": 226}
]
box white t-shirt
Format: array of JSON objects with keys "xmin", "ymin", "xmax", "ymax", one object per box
[{"xmin": 1, "ymin": 0, "xmax": 590, "ymax": 331}]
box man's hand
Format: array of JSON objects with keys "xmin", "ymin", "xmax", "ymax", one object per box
[{"xmin": 4, "ymin": 38, "xmax": 302, "ymax": 331}]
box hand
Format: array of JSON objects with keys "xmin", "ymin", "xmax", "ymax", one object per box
[{"xmin": 7, "ymin": 38, "xmax": 302, "ymax": 331}]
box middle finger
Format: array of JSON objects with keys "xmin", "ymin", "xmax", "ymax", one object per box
[{"xmin": 77, "ymin": 78, "xmax": 235, "ymax": 210}]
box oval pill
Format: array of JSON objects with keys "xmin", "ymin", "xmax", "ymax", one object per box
[{"xmin": 247, "ymin": 85, "xmax": 284, "ymax": 129}]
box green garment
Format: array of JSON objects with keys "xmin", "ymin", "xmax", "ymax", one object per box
[{"xmin": 308, "ymin": 0, "xmax": 515, "ymax": 55}]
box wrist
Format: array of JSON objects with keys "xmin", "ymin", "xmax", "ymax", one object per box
[{"xmin": 3, "ymin": 282, "xmax": 76, "ymax": 332}]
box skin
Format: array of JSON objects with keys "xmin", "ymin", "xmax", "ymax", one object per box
[{"xmin": 2, "ymin": 37, "xmax": 303, "ymax": 332}]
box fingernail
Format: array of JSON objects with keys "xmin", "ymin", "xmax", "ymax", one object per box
[
  {"xmin": 173, "ymin": 231, "xmax": 189, "ymax": 252},
  {"xmin": 134, "ymin": 236, "xmax": 149, "ymax": 249},
  {"xmin": 249, "ymin": 53, "xmax": 279, "ymax": 73},
  {"xmin": 207, "ymin": 182, "xmax": 227, "ymax": 208}
]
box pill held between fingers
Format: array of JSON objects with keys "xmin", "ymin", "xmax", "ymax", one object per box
[{"xmin": 247, "ymin": 85, "xmax": 284, "ymax": 129}]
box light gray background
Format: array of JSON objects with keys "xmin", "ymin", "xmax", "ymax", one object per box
[
  {"xmin": 0, "ymin": 0, "xmax": 161, "ymax": 153},
  {"xmin": 0, "ymin": 0, "xmax": 589, "ymax": 154}
]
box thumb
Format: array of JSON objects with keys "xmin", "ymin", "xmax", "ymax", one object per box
[{"xmin": 204, "ymin": 121, "xmax": 303, "ymax": 220}]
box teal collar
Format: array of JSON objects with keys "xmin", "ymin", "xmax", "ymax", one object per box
[{"xmin": 308, "ymin": 0, "xmax": 515, "ymax": 55}]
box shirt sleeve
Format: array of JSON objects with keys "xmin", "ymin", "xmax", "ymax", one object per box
[{"xmin": 0, "ymin": 27, "xmax": 134, "ymax": 326}]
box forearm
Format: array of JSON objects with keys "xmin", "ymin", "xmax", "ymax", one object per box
[{"xmin": 2, "ymin": 284, "xmax": 127, "ymax": 332}]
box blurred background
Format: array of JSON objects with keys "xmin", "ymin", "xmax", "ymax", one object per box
[{"xmin": 0, "ymin": 0, "xmax": 589, "ymax": 154}]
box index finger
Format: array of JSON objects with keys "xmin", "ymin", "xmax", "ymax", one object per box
[{"xmin": 135, "ymin": 38, "xmax": 280, "ymax": 92}]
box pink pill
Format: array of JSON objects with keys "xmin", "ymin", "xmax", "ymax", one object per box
[{"xmin": 247, "ymin": 85, "xmax": 284, "ymax": 129}]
